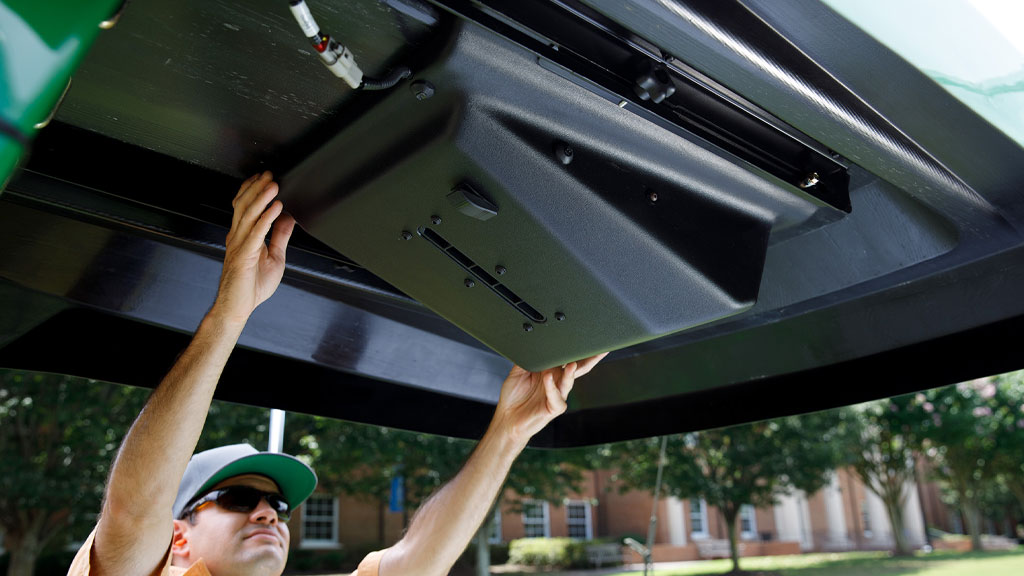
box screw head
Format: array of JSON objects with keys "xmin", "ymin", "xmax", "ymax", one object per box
[
  {"xmin": 410, "ymin": 80, "xmax": 435, "ymax": 101},
  {"xmin": 431, "ymin": 215, "xmax": 442, "ymax": 225},
  {"xmin": 495, "ymin": 265, "xmax": 507, "ymax": 276},
  {"xmin": 464, "ymin": 278, "xmax": 476, "ymax": 288},
  {"xmin": 555, "ymin": 312, "xmax": 566, "ymax": 322},
  {"xmin": 523, "ymin": 323, "xmax": 534, "ymax": 333},
  {"xmin": 401, "ymin": 230, "xmax": 413, "ymax": 240},
  {"xmin": 648, "ymin": 191, "xmax": 659, "ymax": 202},
  {"xmin": 554, "ymin": 141, "xmax": 574, "ymax": 165}
]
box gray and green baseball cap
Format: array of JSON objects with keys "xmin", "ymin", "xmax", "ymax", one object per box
[{"xmin": 173, "ymin": 443, "xmax": 317, "ymax": 518}]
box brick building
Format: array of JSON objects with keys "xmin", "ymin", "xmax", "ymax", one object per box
[{"xmin": 287, "ymin": 467, "xmax": 936, "ymax": 561}]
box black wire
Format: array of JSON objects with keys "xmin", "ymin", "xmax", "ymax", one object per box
[{"xmin": 360, "ymin": 67, "xmax": 412, "ymax": 91}]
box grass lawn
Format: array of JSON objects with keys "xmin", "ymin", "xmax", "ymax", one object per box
[{"xmin": 603, "ymin": 549, "xmax": 1024, "ymax": 576}]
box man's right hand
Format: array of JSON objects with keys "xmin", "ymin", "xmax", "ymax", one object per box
[{"xmin": 213, "ymin": 172, "xmax": 295, "ymax": 325}]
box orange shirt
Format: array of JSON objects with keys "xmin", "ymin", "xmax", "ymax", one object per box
[{"xmin": 67, "ymin": 527, "xmax": 384, "ymax": 576}]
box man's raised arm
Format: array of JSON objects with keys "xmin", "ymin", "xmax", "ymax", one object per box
[
  {"xmin": 91, "ymin": 172, "xmax": 294, "ymax": 576},
  {"xmin": 377, "ymin": 353, "xmax": 607, "ymax": 576}
]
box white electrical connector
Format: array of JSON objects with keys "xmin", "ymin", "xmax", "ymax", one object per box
[
  {"xmin": 289, "ymin": 0, "xmax": 363, "ymax": 89},
  {"xmin": 319, "ymin": 42, "xmax": 363, "ymax": 89}
]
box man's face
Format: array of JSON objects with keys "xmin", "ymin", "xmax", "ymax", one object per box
[{"xmin": 172, "ymin": 474, "xmax": 291, "ymax": 576}]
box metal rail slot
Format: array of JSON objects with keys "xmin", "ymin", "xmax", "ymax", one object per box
[{"xmin": 418, "ymin": 227, "xmax": 546, "ymax": 323}]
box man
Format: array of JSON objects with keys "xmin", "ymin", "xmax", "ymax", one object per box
[{"xmin": 67, "ymin": 172, "xmax": 605, "ymax": 576}]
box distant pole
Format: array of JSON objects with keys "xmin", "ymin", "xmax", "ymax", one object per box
[
  {"xmin": 645, "ymin": 436, "xmax": 669, "ymax": 576},
  {"xmin": 269, "ymin": 409, "xmax": 286, "ymax": 453}
]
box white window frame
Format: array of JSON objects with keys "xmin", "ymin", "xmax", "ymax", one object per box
[
  {"xmin": 861, "ymin": 500, "xmax": 873, "ymax": 539},
  {"xmin": 522, "ymin": 499, "xmax": 551, "ymax": 538},
  {"xmin": 566, "ymin": 500, "xmax": 593, "ymax": 541},
  {"xmin": 740, "ymin": 505, "xmax": 758, "ymax": 540},
  {"xmin": 488, "ymin": 508, "xmax": 503, "ymax": 544},
  {"xmin": 300, "ymin": 494, "xmax": 340, "ymax": 549},
  {"xmin": 689, "ymin": 498, "xmax": 709, "ymax": 540}
]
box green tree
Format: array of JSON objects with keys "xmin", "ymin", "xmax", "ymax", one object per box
[
  {"xmin": 906, "ymin": 379, "xmax": 1002, "ymax": 551},
  {"xmin": 612, "ymin": 412, "xmax": 844, "ymax": 574},
  {"xmin": 838, "ymin": 398, "xmax": 921, "ymax": 555},
  {"xmin": 0, "ymin": 370, "xmax": 148, "ymax": 576},
  {"xmin": 989, "ymin": 372, "xmax": 1024, "ymax": 515}
]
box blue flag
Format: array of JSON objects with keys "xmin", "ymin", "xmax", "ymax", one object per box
[{"xmin": 389, "ymin": 475, "xmax": 404, "ymax": 512}]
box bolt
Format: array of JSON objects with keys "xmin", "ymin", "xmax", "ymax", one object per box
[
  {"xmin": 555, "ymin": 312, "xmax": 566, "ymax": 322},
  {"xmin": 554, "ymin": 141, "xmax": 574, "ymax": 165},
  {"xmin": 464, "ymin": 278, "xmax": 476, "ymax": 288},
  {"xmin": 618, "ymin": 99, "xmax": 628, "ymax": 108},
  {"xmin": 523, "ymin": 323, "xmax": 534, "ymax": 333},
  {"xmin": 401, "ymin": 230, "xmax": 413, "ymax": 240},
  {"xmin": 431, "ymin": 215, "xmax": 442, "ymax": 225},
  {"xmin": 410, "ymin": 80, "xmax": 435, "ymax": 101},
  {"xmin": 648, "ymin": 191, "xmax": 659, "ymax": 202},
  {"xmin": 495, "ymin": 265, "xmax": 507, "ymax": 276}
]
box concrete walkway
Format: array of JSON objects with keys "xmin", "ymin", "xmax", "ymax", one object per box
[{"xmin": 490, "ymin": 560, "xmax": 712, "ymax": 575}]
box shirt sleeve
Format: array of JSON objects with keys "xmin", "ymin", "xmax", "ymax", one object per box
[
  {"xmin": 353, "ymin": 549, "xmax": 387, "ymax": 576},
  {"xmin": 66, "ymin": 523, "xmax": 176, "ymax": 576},
  {"xmin": 66, "ymin": 528, "xmax": 98, "ymax": 576}
]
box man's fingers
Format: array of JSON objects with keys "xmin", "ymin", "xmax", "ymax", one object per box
[
  {"xmin": 231, "ymin": 172, "xmax": 274, "ymax": 232},
  {"xmin": 573, "ymin": 352, "xmax": 608, "ymax": 379},
  {"xmin": 242, "ymin": 199, "xmax": 284, "ymax": 255},
  {"xmin": 543, "ymin": 371, "xmax": 567, "ymax": 415},
  {"xmin": 268, "ymin": 212, "xmax": 295, "ymax": 263},
  {"xmin": 557, "ymin": 362, "xmax": 577, "ymax": 401},
  {"xmin": 235, "ymin": 182, "xmax": 280, "ymax": 242}
]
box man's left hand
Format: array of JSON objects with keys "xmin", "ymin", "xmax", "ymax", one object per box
[{"xmin": 492, "ymin": 353, "xmax": 608, "ymax": 446}]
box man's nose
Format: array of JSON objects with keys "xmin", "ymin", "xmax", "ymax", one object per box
[{"xmin": 249, "ymin": 497, "xmax": 279, "ymax": 524}]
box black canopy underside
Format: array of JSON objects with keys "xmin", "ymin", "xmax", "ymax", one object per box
[{"xmin": 3, "ymin": 0, "xmax": 1023, "ymax": 446}]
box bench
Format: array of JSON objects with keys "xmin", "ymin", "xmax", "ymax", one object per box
[{"xmin": 586, "ymin": 543, "xmax": 624, "ymax": 567}]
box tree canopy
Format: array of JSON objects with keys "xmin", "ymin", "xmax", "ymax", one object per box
[{"xmin": 611, "ymin": 411, "xmax": 844, "ymax": 572}]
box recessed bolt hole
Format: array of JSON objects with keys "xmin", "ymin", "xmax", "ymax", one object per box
[
  {"xmin": 431, "ymin": 215, "xmax": 442, "ymax": 225},
  {"xmin": 554, "ymin": 141, "xmax": 574, "ymax": 165},
  {"xmin": 401, "ymin": 230, "xmax": 413, "ymax": 240},
  {"xmin": 523, "ymin": 323, "xmax": 534, "ymax": 332},
  {"xmin": 464, "ymin": 278, "xmax": 475, "ymax": 288},
  {"xmin": 555, "ymin": 312, "xmax": 566, "ymax": 321},
  {"xmin": 495, "ymin": 265, "xmax": 507, "ymax": 276},
  {"xmin": 648, "ymin": 191, "xmax": 659, "ymax": 202}
]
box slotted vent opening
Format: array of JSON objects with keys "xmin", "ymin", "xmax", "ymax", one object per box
[{"xmin": 418, "ymin": 227, "xmax": 546, "ymax": 323}]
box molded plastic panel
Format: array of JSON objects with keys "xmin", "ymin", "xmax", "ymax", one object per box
[{"xmin": 279, "ymin": 24, "xmax": 831, "ymax": 370}]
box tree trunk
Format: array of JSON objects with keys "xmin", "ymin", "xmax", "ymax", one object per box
[
  {"xmin": 723, "ymin": 509, "xmax": 741, "ymax": 574},
  {"xmin": 880, "ymin": 489, "xmax": 910, "ymax": 556},
  {"xmin": 884, "ymin": 499, "xmax": 909, "ymax": 555},
  {"xmin": 963, "ymin": 500, "xmax": 983, "ymax": 552},
  {"xmin": 5, "ymin": 528, "xmax": 42, "ymax": 576}
]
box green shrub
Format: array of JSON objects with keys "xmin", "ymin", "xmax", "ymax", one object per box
[{"xmin": 508, "ymin": 537, "xmax": 588, "ymax": 569}]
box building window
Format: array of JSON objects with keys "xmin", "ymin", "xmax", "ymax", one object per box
[
  {"xmin": 861, "ymin": 501, "xmax": 873, "ymax": 539},
  {"xmin": 566, "ymin": 500, "xmax": 593, "ymax": 540},
  {"xmin": 301, "ymin": 495, "xmax": 339, "ymax": 548},
  {"xmin": 488, "ymin": 508, "xmax": 502, "ymax": 544},
  {"xmin": 689, "ymin": 499, "xmax": 709, "ymax": 540},
  {"xmin": 522, "ymin": 500, "xmax": 550, "ymax": 538},
  {"xmin": 740, "ymin": 505, "xmax": 758, "ymax": 540}
]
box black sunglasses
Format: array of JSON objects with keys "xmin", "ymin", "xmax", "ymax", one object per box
[{"xmin": 182, "ymin": 486, "xmax": 291, "ymax": 521}]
